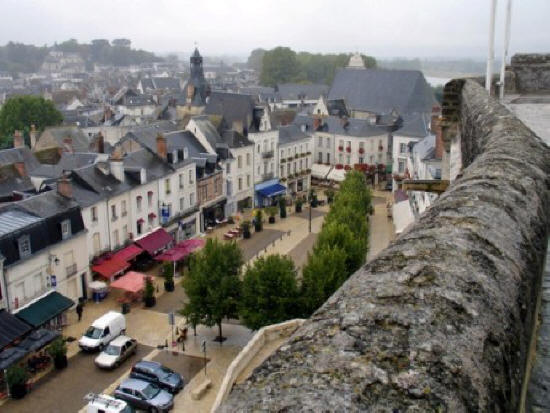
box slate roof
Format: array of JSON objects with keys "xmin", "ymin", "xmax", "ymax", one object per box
[
  {"xmin": 395, "ymin": 113, "xmax": 431, "ymax": 138},
  {"xmin": 221, "ymin": 130, "xmax": 254, "ymax": 149},
  {"xmin": 0, "ymin": 147, "xmax": 41, "ymax": 171},
  {"xmin": 0, "ymin": 165, "xmax": 35, "ymax": 196},
  {"xmin": 151, "ymin": 77, "xmax": 180, "ymax": 90},
  {"xmin": 37, "ymin": 126, "xmax": 91, "ymax": 153},
  {"xmin": 204, "ymin": 92, "xmax": 258, "ymax": 133},
  {"xmin": 278, "ymin": 124, "xmax": 310, "ymax": 146},
  {"xmin": 277, "ymin": 83, "xmax": 329, "ymax": 101},
  {"xmin": 124, "ymin": 95, "xmax": 155, "ymax": 106},
  {"xmin": 239, "ymin": 86, "xmax": 277, "ymax": 103},
  {"xmin": 293, "ymin": 115, "xmax": 392, "ymax": 137},
  {"xmin": 326, "ymin": 99, "xmax": 349, "ymax": 117},
  {"xmin": 328, "ymin": 68, "xmax": 436, "ymax": 115},
  {"xmin": 412, "ymin": 134, "xmax": 436, "ymax": 161}
]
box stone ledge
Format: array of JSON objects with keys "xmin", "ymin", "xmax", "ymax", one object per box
[{"xmin": 220, "ymin": 80, "xmax": 550, "ymax": 412}]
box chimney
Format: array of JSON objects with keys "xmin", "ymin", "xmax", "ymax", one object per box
[
  {"xmin": 13, "ymin": 130, "xmax": 25, "ymax": 148},
  {"xmin": 110, "ymin": 146, "xmax": 125, "ymax": 183},
  {"xmin": 434, "ymin": 117, "xmax": 444, "ymax": 160},
  {"xmin": 62, "ymin": 136, "xmax": 73, "ymax": 153},
  {"xmin": 140, "ymin": 168, "xmax": 147, "ymax": 184},
  {"xmin": 97, "ymin": 132, "xmax": 105, "ymax": 154},
  {"xmin": 14, "ymin": 161, "xmax": 26, "ymax": 177},
  {"xmin": 104, "ymin": 107, "xmax": 112, "ymax": 121},
  {"xmin": 57, "ymin": 173, "xmax": 73, "ymax": 198},
  {"xmin": 156, "ymin": 133, "xmax": 167, "ymax": 160},
  {"xmin": 29, "ymin": 125, "xmax": 38, "ymax": 148},
  {"xmin": 430, "ymin": 105, "xmax": 441, "ymax": 134}
]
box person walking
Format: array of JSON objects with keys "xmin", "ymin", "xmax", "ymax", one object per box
[{"xmin": 76, "ymin": 302, "xmax": 83, "ymax": 322}]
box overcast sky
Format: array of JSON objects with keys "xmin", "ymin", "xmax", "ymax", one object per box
[{"xmin": 1, "ymin": 0, "xmax": 548, "ymax": 59}]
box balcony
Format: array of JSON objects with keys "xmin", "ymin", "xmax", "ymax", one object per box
[
  {"xmin": 262, "ymin": 150, "xmax": 274, "ymax": 159},
  {"xmin": 261, "ymin": 172, "xmax": 274, "ymax": 181},
  {"xmin": 66, "ymin": 263, "xmax": 77, "ymax": 277}
]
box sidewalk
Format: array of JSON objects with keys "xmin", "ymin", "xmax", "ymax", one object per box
[{"xmin": 367, "ymin": 190, "xmax": 395, "ymax": 262}]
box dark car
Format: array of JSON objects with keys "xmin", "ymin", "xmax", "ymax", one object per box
[
  {"xmin": 384, "ymin": 180, "xmax": 393, "ymax": 191},
  {"xmin": 130, "ymin": 361, "xmax": 184, "ymax": 394},
  {"xmin": 114, "ymin": 378, "xmax": 173, "ymax": 413}
]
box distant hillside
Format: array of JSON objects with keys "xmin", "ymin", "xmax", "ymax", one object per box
[
  {"xmin": 0, "ymin": 39, "xmax": 162, "ymax": 74},
  {"xmin": 378, "ymin": 58, "xmax": 488, "ymax": 77}
]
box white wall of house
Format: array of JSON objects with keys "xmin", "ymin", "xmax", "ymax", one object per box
[
  {"xmin": 106, "ymin": 192, "xmax": 132, "ymax": 250},
  {"xmin": 4, "ymin": 231, "xmax": 88, "ymax": 310},
  {"xmin": 392, "ymin": 135, "xmax": 423, "ymax": 191},
  {"xmin": 226, "ymin": 145, "xmax": 254, "ymax": 215},
  {"xmin": 279, "ymin": 138, "xmax": 313, "ymax": 195},
  {"xmin": 119, "ymin": 105, "xmax": 156, "ymax": 117},
  {"xmin": 130, "ymin": 180, "xmax": 159, "ymax": 239},
  {"xmin": 83, "ymin": 202, "xmax": 110, "ymax": 261},
  {"xmin": 249, "ymin": 131, "xmax": 278, "ymax": 184},
  {"xmin": 333, "ymin": 134, "xmax": 388, "ymax": 167}
]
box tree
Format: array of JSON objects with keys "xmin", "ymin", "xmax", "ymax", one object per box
[
  {"xmin": 260, "ymin": 47, "xmax": 300, "ymax": 87},
  {"xmin": 301, "ymin": 246, "xmax": 348, "ymax": 316},
  {"xmin": 240, "ymin": 255, "xmax": 300, "ymax": 330},
  {"xmin": 247, "ymin": 48, "xmax": 266, "ymax": 72},
  {"xmin": 0, "ymin": 95, "xmax": 62, "ymax": 146},
  {"xmin": 181, "ymin": 239, "xmax": 243, "ymax": 341}
]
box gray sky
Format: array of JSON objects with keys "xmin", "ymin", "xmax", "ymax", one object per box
[{"xmin": 1, "ymin": 0, "xmax": 548, "ymax": 59}]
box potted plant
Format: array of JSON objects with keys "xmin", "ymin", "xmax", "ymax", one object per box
[
  {"xmin": 267, "ymin": 207, "xmax": 277, "ymax": 223},
  {"xmin": 295, "ymin": 198, "xmax": 303, "ymax": 213},
  {"xmin": 6, "ymin": 365, "xmax": 28, "ymax": 399},
  {"xmin": 143, "ymin": 276, "xmax": 156, "ymax": 307},
  {"xmin": 47, "ymin": 337, "xmax": 68, "ymax": 370},
  {"xmin": 324, "ymin": 189, "xmax": 335, "ymax": 204},
  {"xmin": 279, "ymin": 197, "xmax": 287, "ymax": 218},
  {"xmin": 253, "ymin": 209, "xmax": 263, "ymax": 232},
  {"xmin": 162, "ymin": 262, "xmax": 175, "ymax": 292},
  {"xmin": 241, "ymin": 220, "xmax": 251, "ymax": 239}
]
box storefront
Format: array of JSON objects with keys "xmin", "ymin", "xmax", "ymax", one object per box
[
  {"xmin": 14, "ymin": 291, "xmax": 74, "ymax": 330},
  {"xmin": 255, "ymin": 179, "xmax": 287, "ymax": 207},
  {"xmin": 200, "ymin": 198, "xmax": 227, "ymax": 232}
]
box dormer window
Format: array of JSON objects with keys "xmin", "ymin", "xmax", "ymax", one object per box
[
  {"xmin": 61, "ymin": 219, "xmax": 71, "ymax": 240},
  {"xmin": 18, "ymin": 235, "xmax": 31, "ymax": 258}
]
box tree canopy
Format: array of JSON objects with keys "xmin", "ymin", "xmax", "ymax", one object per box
[
  {"xmin": 256, "ymin": 47, "xmax": 377, "ymax": 86},
  {"xmin": 181, "ymin": 239, "xmax": 243, "ymax": 340},
  {"xmin": 0, "ymin": 95, "xmax": 62, "ymax": 147},
  {"xmin": 240, "ymin": 255, "xmax": 301, "ymax": 330}
]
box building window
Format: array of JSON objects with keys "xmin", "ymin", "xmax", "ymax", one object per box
[
  {"xmin": 121, "ymin": 200, "xmax": 127, "ymax": 216},
  {"xmin": 247, "ymin": 175, "xmax": 250, "ymax": 187},
  {"xmin": 238, "ymin": 177, "xmax": 242, "ymax": 191},
  {"xmin": 339, "ymin": 154, "xmax": 343, "ymax": 163},
  {"xmin": 189, "ymin": 170, "xmax": 194, "ymax": 184},
  {"xmin": 306, "ymin": 158, "xmax": 309, "ymax": 168},
  {"xmin": 190, "ymin": 192, "xmax": 195, "ymax": 206},
  {"xmin": 122, "ymin": 225, "xmax": 128, "ymax": 241},
  {"xmin": 18, "ymin": 235, "xmax": 31, "ymax": 258},
  {"xmin": 359, "ymin": 157, "xmax": 364, "ymax": 164},
  {"xmin": 400, "ymin": 143, "xmax": 407, "ymax": 154},
  {"xmin": 318, "ymin": 152, "xmax": 323, "ymax": 163},
  {"xmin": 180, "ymin": 197, "xmax": 185, "ymax": 211},
  {"xmin": 148, "ymin": 192, "xmax": 153, "ymax": 207},
  {"xmin": 61, "ymin": 219, "xmax": 71, "ymax": 239},
  {"xmin": 93, "ymin": 232, "xmax": 100, "ymax": 255},
  {"xmin": 237, "ymin": 155, "xmax": 242, "ymax": 168},
  {"xmin": 165, "ymin": 178, "xmax": 171, "ymax": 195},
  {"xmin": 287, "ymin": 164, "xmax": 291, "ymax": 174},
  {"xmin": 318, "ymin": 136, "xmax": 322, "ymax": 146},
  {"xmin": 299, "ymin": 160, "xmax": 303, "ymax": 170},
  {"xmin": 326, "ymin": 153, "xmax": 330, "ymax": 164},
  {"xmin": 398, "ymin": 160, "xmax": 405, "ymax": 173},
  {"xmin": 246, "ymin": 153, "xmax": 251, "ymax": 166},
  {"xmin": 179, "ymin": 173, "xmax": 184, "ymax": 189},
  {"xmin": 113, "ymin": 229, "xmax": 120, "ymax": 247},
  {"xmin": 137, "ymin": 220, "xmax": 143, "ymax": 235},
  {"xmin": 326, "ymin": 137, "xmax": 330, "ymax": 148},
  {"xmin": 257, "ymin": 144, "xmax": 260, "ymax": 153},
  {"xmin": 111, "ymin": 205, "xmax": 117, "ymax": 220},
  {"xmin": 280, "ymin": 166, "xmax": 284, "ymax": 177},
  {"xmin": 346, "ymin": 155, "xmax": 350, "ymax": 165},
  {"xmin": 136, "ymin": 196, "xmax": 142, "ymax": 212},
  {"xmin": 91, "ymin": 206, "xmax": 98, "ymax": 222}
]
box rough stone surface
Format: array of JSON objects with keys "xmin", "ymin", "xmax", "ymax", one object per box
[
  {"xmin": 509, "ymin": 53, "xmax": 550, "ymax": 93},
  {"xmin": 220, "ymin": 80, "xmax": 550, "ymax": 412}
]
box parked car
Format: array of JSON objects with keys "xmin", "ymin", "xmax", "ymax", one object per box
[
  {"xmin": 94, "ymin": 336, "xmax": 137, "ymax": 369},
  {"xmin": 85, "ymin": 392, "xmax": 134, "ymax": 413},
  {"xmin": 130, "ymin": 361, "xmax": 184, "ymax": 394},
  {"xmin": 384, "ymin": 180, "xmax": 393, "ymax": 191},
  {"xmin": 79, "ymin": 312, "xmax": 126, "ymax": 352},
  {"xmin": 114, "ymin": 378, "xmax": 173, "ymax": 413}
]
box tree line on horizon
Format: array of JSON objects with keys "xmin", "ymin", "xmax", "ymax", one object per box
[
  {"xmin": 248, "ymin": 47, "xmax": 377, "ymax": 87},
  {"xmin": 0, "ymin": 39, "xmax": 161, "ymax": 75}
]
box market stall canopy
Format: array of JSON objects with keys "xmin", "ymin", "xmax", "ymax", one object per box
[
  {"xmin": 135, "ymin": 228, "xmax": 174, "ymax": 255},
  {"xmin": 0, "ymin": 310, "xmax": 32, "ymax": 350},
  {"xmin": 177, "ymin": 238, "xmax": 205, "ymax": 253},
  {"xmin": 112, "ymin": 244, "xmax": 143, "ymax": 262},
  {"xmin": 0, "ymin": 346, "xmax": 28, "ymax": 370},
  {"xmin": 92, "ymin": 258, "xmax": 129, "ymax": 280},
  {"xmin": 311, "ymin": 163, "xmax": 332, "ymax": 179},
  {"xmin": 155, "ymin": 247, "xmax": 190, "ymax": 262},
  {"xmin": 18, "ymin": 329, "xmax": 60, "ymax": 352},
  {"xmin": 14, "ymin": 291, "xmax": 74, "ymax": 328},
  {"xmin": 110, "ymin": 271, "xmax": 146, "ymax": 294},
  {"xmin": 257, "ymin": 183, "xmax": 287, "ymax": 198},
  {"xmin": 327, "ymin": 168, "xmax": 347, "ymax": 182}
]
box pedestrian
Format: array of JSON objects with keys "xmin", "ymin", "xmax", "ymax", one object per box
[{"xmin": 76, "ymin": 302, "xmax": 83, "ymax": 321}]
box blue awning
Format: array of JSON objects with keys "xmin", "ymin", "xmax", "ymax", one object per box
[{"xmin": 257, "ymin": 183, "xmax": 287, "ymax": 198}]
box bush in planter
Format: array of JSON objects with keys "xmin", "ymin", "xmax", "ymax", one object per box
[
  {"xmin": 162, "ymin": 262, "xmax": 175, "ymax": 292},
  {"xmin": 267, "ymin": 206, "xmax": 277, "ymax": 223},
  {"xmin": 6, "ymin": 365, "xmax": 28, "ymax": 399},
  {"xmin": 241, "ymin": 220, "xmax": 251, "ymax": 239},
  {"xmin": 47, "ymin": 337, "xmax": 68, "ymax": 370},
  {"xmin": 143, "ymin": 276, "xmax": 156, "ymax": 307},
  {"xmin": 279, "ymin": 197, "xmax": 287, "ymax": 218},
  {"xmin": 295, "ymin": 198, "xmax": 303, "ymax": 213},
  {"xmin": 253, "ymin": 209, "xmax": 263, "ymax": 232},
  {"xmin": 324, "ymin": 189, "xmax": 335, "ymax": 204}
]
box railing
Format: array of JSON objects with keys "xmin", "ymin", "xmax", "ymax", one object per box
[
  {"xmin": 261, "ymin": 150, "xmax": 274, "ymax": 159},
  {"xmin": 261, "ymin": 172, "xmax": 274, "ymax": 181},
  {"xmin": 66, "ymin": 263, "xmax": 77, "ymax": 277}
]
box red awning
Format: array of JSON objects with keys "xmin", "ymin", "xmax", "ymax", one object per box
[
  {"xmin": 137, "ymin": 218, "xmax": 145, "ymax": 224},
  {"xmin": 148, "ymin": 213, "xmax": 157, "ymax": 219},
  {"xmin": 110, "ymin": 271, "xmax": 146, "ymax": 294},
  {"xmin": 147, "ymin": 190, "xmax": 153, "ymax": 195},
  {"xmin": 176, "ymin": 238, "xmax": 205, "ymax": 253},
  {"xmin": 155, "ymin": 247, "xmax": 190, "ymax": 262},
  {"xmin": 135, "ymin": 228, "xmax": 173, "ymax": 255},
  {"xmin": 92, "ymin": 259, "xmax": 129, "ymax": 280},
  {"xmin": 112, "ymin": 244, "xmax": 143, "ymax": 262}
]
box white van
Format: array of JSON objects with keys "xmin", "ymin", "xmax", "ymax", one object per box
[
  {"xmin": 79, "ymin": 311, "xmax": 126, "ymax": 352},
  {"xmin": 85, "ymin": 393, "xmax": 134, "ymax": 413}
]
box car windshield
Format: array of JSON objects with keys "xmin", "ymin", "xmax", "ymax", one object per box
[
  {"xmin": 159, "ymin": 366, "xmax": 174, "ymax": 379},
  {"xmin": 141, "ymin": 383, "xmax": 160, "ymax": 399},
  {"xmin": 104, "ymin": 345, "xmax": 120, "ymax": 356},
  {"xmin": 84, "ymin": 327, "xmax": 103, "ymax": 339}
]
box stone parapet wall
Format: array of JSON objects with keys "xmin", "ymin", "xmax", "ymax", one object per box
[
  {"xmin": 509, "ymin": 53, "xmax": 550, "ymax": 93},
  {"xmin": 220, "ymin": 80, "xmax": 550, "ymax": 412}
]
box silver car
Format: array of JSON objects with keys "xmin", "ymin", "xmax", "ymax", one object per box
[
  {"xmin": 94, "ymin": 335, "xmax": 137, "ymax": 369},
  {"xmin": 114, "ymin": 378, "xmax": 173, "ymax": 413}
]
